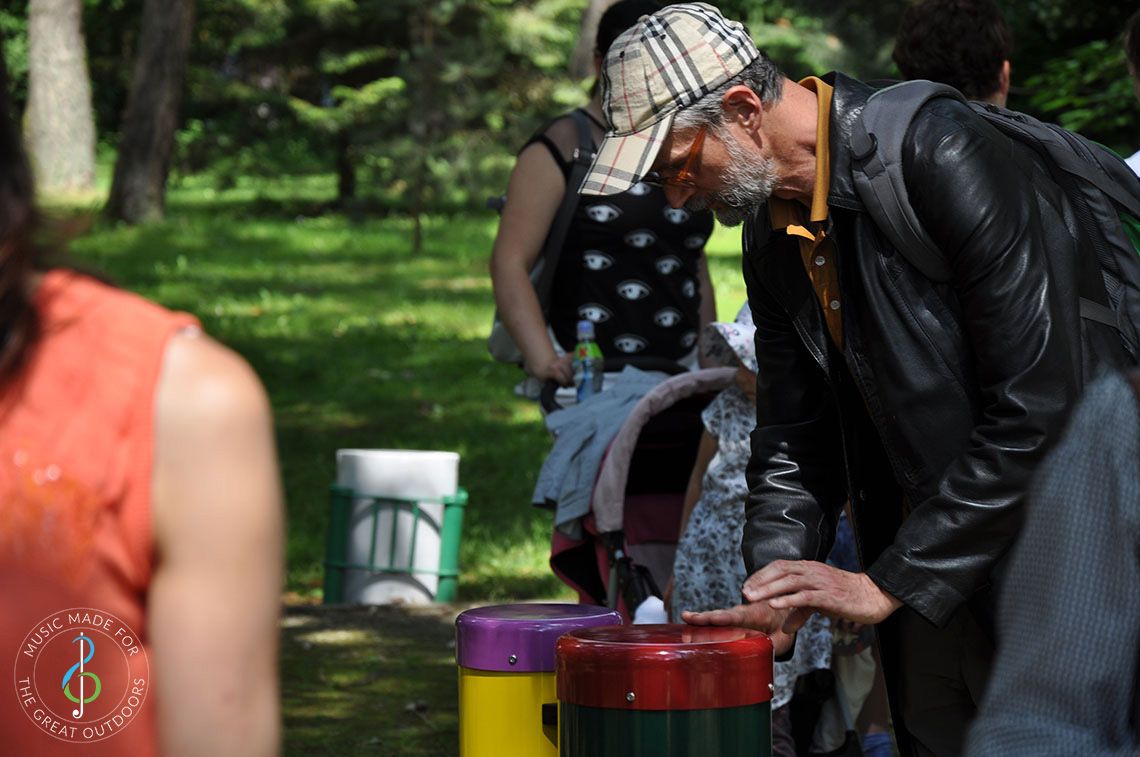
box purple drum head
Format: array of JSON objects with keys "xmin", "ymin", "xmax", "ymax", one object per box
[{"xmin": 456, "ymin": 603, "xmax": 622, "ymax": 672}]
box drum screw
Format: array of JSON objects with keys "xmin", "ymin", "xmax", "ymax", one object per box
[
  {"xmin": 508, "ymin": 655, "xmax": 518, "ymax": 665},
  {"xmin": 626, "ymin": 692, "xmax": 636, "ymax": 703},
  {"xmin": 768, "ymin": 683, "xmax": 774, "ymax": 693}
]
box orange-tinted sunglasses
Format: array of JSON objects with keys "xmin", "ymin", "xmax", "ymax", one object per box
[{"xmin": 644, "ymin": 124, "xmax": 707, "ymax": 189}]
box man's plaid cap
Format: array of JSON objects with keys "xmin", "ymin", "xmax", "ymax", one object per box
[{"xmin": 579, "ymin": 2, "xmax": 759, "ymax": 196}]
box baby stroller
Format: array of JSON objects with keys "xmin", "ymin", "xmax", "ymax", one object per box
[{"xmin": 541, "ymin": 357, "xmax": 737, "ymax": 622}]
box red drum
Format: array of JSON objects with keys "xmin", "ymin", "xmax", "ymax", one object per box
[{"xmin": 556, "ymin": 624, "xmax": 774, "ymax": 756}]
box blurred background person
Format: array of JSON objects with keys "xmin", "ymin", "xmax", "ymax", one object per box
[
  {"xmin": 965, "ymin": 370, "xmax": 1140, "ymax": 755},
  {"xmin": 893, "ymin": 0, "xmax": 1014, "ymax": 106},
  {"xmin": 0, "ymin": 37, "xmax": 283, "ymax": 757},
  {"xmin": 490, "ymin": 0, "xmax": 717, "ymax": 394}
]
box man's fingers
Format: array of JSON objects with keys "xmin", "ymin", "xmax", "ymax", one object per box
[
  {"xmin": 743, "ymin": 574, "xmax": 813, "ymax": 603},
  {"xmin": 681, "ymin": 608, "xmax": 745, "ymax": 627},
  {"xmin": 766, "ymin": 588, "xmax": 820, "ymax": 611},
  {"xmin": 741, "ymin": 560, "xmax": 802, "ymax": 599},
  {"xmin": 682, "ymin": 602, "xmax": 784, "ymax": 633},
  {"xmin": 743, "ymin": 560, "xmax": 831, "ymax": 602}
]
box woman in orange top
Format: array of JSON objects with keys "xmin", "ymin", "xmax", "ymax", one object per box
[{"xmin": 0, "ymin": 47, "xmax": 283, "ymax": 756}]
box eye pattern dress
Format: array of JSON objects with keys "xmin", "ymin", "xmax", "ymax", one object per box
[{"xmin": 524, "ymin": 110, "xmax": 715, "ymax": 363}]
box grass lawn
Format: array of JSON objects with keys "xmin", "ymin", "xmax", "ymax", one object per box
[
  {"xmin": 60, "ymin": 173, "xmax": 750, "ymax": 754},
  {"xmin": 66, "ymin": 172, "xmax": 749, "ymax": 602}
]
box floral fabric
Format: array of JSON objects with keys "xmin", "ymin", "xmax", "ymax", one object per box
[{"xmin": 671, "ymin": 305, "xmax": 832, "ymax": 709}]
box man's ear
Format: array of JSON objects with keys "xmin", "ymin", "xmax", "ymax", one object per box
[
  {"xmin": 721, "ymin": 85, "xmax": 764, "ymax": 131},
  {"xmin": 995, "ymin": 59, "xmax": 1011, "ymax": 107}
]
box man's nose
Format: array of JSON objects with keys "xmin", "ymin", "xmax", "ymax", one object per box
[{"xmin": 664, "ymin": 184, "xmax": 694, "ymax": 209}]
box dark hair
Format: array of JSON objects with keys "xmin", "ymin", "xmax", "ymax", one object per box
[
  {"xmin": 1127, "ymin": 9, "xmax": 1140, "ymax": 75},
  {"xmin": 0, "ymin": 39, "xmax": 44, "ymax": 384},
  {"xmin": 892, "ymin": 0, "xmax": 1013, "ymax": 101},
  {"xmin": 595, "ymin": 0, "xmax": 662, "ymax": 58}
]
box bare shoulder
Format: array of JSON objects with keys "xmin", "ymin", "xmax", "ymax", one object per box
[
  {"xmin": 512, "ymin": 139, "xmax": 566, "ymax": 194},
  {"xmin": 156, "ymin": 329, "xmax": 271, "ymax": 432},
  {"xmin": 151, "ymin": 330, "xmax": 281, "ymax": 554}
]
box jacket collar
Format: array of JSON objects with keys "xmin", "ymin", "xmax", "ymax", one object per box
[{"xmin": 819, "ymin": 72, "xmax": 875, "ymax": 212}]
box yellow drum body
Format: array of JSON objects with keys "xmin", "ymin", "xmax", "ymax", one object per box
[
  {"xmin": 457, "ymin": 668, "xmax": 557, "ymax": 756},
  {"xmin": 454, "ymin": 604, "xmax": 622, "ymax": 757}
]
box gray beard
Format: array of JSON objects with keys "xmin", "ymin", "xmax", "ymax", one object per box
[{"xmin": 688, "ymin": 131, "xmax": 777, "ymax": 227}]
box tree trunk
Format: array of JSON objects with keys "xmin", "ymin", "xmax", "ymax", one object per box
[
  {"xmin": 335, "ymin": 131, "xmax": 356, "ymax": 204},
  {"xmin": 105, "ymin": 0, "xmax": 196, "ymax": 224},
  {"xmin": 25, "ymin": 0, "xmax": 96, "ymax": 193},
  {"xmin": 569, "ymin": 0, "xmax": 620, "ymax": 80}
]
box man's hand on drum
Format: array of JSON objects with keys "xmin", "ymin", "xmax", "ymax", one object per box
[
  {"xmin": 683, "ymin": 560, "xmax": 903, "ymax": 652},
  {"xmin": 743, "ymin": 560, "xmax": 902, "ymax": 625}
]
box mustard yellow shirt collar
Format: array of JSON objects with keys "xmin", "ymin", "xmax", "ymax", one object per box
[{"xmin": 769, "ymin": 76, "xmax": 834, "ymax": 230}]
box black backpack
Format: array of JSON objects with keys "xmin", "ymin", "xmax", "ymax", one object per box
[
  {"xmin": 850, "ymin": 80, "xmax": 1140, "ymax": 362},
  {"xmin": 487, "ymin": 109, "xmax": 595, "ymax": 364}
]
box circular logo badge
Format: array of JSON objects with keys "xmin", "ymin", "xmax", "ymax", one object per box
[{"xmin": 13, "ymin": 607, "xmax": 149, "ymax": 744}]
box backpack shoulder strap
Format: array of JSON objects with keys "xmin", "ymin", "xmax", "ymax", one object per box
[
  {"xmin": 532, "ymin": 108, "xmax": 595, "ymax": 311},
  {"xmin": 850, "ymin": 80, "xmax": 966, "ymax": 283}
]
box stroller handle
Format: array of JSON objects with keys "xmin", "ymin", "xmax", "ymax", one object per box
[{"xmin": 540, "ymin": 356, "xmax": 689, "ymax": 414}]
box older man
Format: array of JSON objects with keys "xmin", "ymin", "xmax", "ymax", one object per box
[{"xmin": 581, "ymin": 4, "xmax": 1136, "ymax": 755}]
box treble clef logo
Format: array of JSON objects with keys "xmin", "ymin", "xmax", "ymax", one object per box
[{"xmin": 62, "ymin": 634, "xmax": 101, "ymax": 719}]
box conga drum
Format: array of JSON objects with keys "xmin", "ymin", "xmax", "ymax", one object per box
[
  {"xmin": 556, "ymin": 625, "xmax": 774, "ymax": 756},
  {"xmin": 455, "ymin": 603, "xmax": 622, "ymax": 756}
]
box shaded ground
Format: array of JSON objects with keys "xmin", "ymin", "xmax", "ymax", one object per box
[{"xmin": 281, "ymin": 601, "xmax": 478, "ymax": 756}]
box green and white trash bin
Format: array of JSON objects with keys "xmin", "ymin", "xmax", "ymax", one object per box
[{"xmin": 323, "ymin": 449, "xmax": 467, "ymax": 604}]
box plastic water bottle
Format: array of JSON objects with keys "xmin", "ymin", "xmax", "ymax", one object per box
[{"xmin": 573, "ymin": 320, "xmax": 604, "ymax": 402}]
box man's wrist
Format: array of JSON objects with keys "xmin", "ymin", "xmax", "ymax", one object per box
[{"xmin": 864, "ymin": 573, "xmax": 903, "ymax": 619}]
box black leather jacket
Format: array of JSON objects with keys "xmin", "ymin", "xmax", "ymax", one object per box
[{"xmin": 741, "ymin": 73, "xmax": 1134, "ymax": 626}]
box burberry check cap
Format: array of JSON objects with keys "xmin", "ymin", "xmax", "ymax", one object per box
[{"xmin": 580, "ymin": 2, "xmax": 759, "ymax": 196}]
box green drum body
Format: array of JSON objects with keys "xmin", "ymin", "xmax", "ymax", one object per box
[{"xmin": 556, "ymin": 625, "xmax": 774, "ymax": 757}]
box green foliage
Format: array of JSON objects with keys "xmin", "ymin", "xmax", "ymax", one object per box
[
  {"xmin": 1002, "ymin": 0, "xmax": 1134, "ymax": 74},
  {"xmin": 9, "ymin": 0, "xmax": 1132, "ymax": 215},
  {"xmin": 0, "ymin": 9, "xmax": 26, "ymax": 106},
  {"xmin": 750, "ymin": 15, "xmax": 860, "ymax": 80},
  {"xmin": 152, "ymin": 0, "xmax": 587, "ymax": 210},
  {"xmin": 1023, "ymin": 39, "xmax": 1139, "ymax": 155},
  {"xmin": 719, "ymin": 0, "xmax": 906, "ymax": 80}
]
